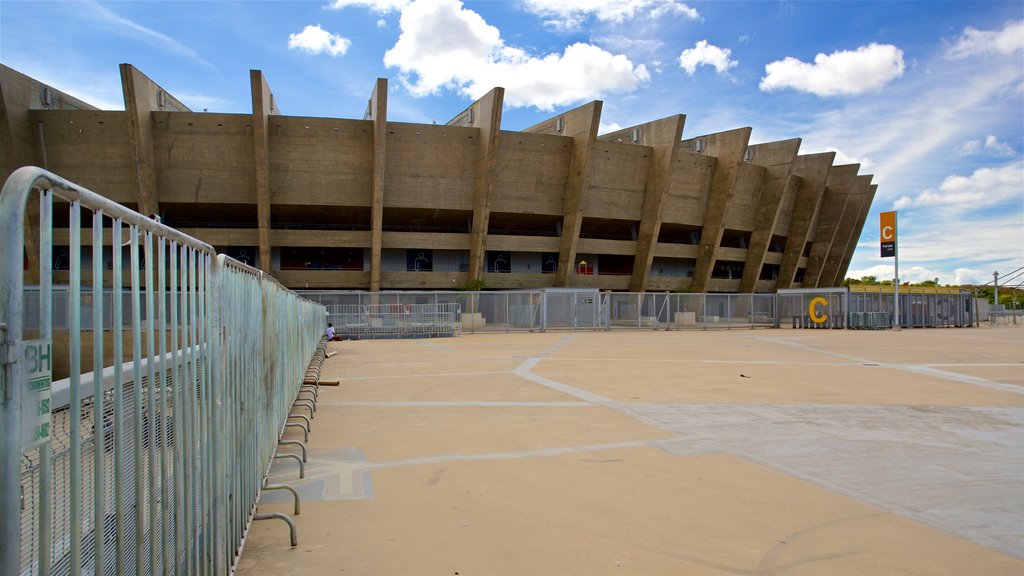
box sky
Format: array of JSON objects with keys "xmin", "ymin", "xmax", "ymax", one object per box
[{"xmin": 1, "ymin": 0, "xmax": 1022, "ymax": 286}]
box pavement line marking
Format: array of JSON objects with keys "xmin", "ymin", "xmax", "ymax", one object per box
[
  {"xmin": 896, "ymin": 364, "xmax": 1024, "ymax": 395},
  {"xmin": 513, "ymin": 361, "xmax": 613, "ymax": 403},
  {"xmin": 750, "ymin": 335, "xmax": 1024, "ymax": 395},
  {"xmin": 364, "ymin": 439, "xmax": 676, "ymax": 471},
  {"xmin": 339, "ymin": 370, "xmax": 510, "ymax": 381},
  {"xmin": 512, "ymin": 335, "xmax": 615, "ymax": 403},
  {"xmin": 318, "ymin": 401, "xmax": 593, "ymax": 407}
]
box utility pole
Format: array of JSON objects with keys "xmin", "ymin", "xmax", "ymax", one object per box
[{"xmin": 994, "ymin": 271, "xmax": 999, "ymax": 309}]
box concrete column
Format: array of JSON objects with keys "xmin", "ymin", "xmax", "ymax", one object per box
[
  {"xmin": 121, "ymin": 64, "xmax": 183, "ymax": 218},
  {"xmin": 523, "ymin": 101, "xmax": 602, "ymax": 287},
  {"xmin": 365, "ymin": 79, "xmax": 388, "ymax": 292},
  {"xmin": 600, "ymin": 115, "xmax": 686, "ymax": 292},
  {"xmin": 249, "ymin": 70, "xmax": 278, "ymax": 273},
  {"xmin": 776, "ymin": 152, "xmax": 835, "ymax": 288},
  {"xmin": 819, "ymin": 174, "xmax": 872, "ymax": 287},
  {"xmin": 738, "ymin": 138, "xmax": 802, "ymax": 293},
  {"xmin": 802, "ymin": 164, "xmax": 860, "ymax": 288},
  {"xmin": 832, "ymin": 182, "xmax": 877, "ymax": 287},
  {"xmin": 689, "ymin": 127, "xmax": 752, "ymax": 293},
  {"xmin": 448, "ymin": 88, "xmax": 504, "ymax": 283}
]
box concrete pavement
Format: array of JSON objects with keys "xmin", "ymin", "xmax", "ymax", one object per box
[{"xmin": 238, "ymin": 326, "xmax": 1024, "ymax": 575}]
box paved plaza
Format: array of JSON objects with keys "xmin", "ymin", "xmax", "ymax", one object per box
[{"xmin": 238, "ymin": 326, "xmax": 1024, "ymax": 575}]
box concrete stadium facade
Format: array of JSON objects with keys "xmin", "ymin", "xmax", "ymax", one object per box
[{"xmin": 1, "ymin": 63, "xmax": 877, "ymax": 293}]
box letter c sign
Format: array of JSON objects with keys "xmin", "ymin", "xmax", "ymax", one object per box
[{"xmin": 809, "ymin": 297, "xmax": 828, "ymax": 324}]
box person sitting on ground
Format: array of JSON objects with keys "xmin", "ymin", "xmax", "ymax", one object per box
[{"xmin": 325, "ymin": 322, "xmax": 335, "ymax": 341}]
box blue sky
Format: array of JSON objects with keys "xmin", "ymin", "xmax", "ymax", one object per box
[{"xmin": 2, "ymin": 0, "xmax": 1022, "ymax": 286}]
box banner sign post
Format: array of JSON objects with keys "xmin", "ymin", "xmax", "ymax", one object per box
[
  {"xmin": 880, "ymin": 211, "xmax": 900, "ymax": 330},
  {"xmin": 880, "ymin": 211, "xmax": 896, "ymax": 258}
]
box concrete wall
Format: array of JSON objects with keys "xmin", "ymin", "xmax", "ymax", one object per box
[
  {"xmin": 269, "ymin": 116, "xmax": 373, "ymax": 206},
  {"xmin": 152, "ymin": 112, "xmax": 255, "ymax": 204},
  {"xmin": 490, "ymin": 131, "xmax": 569, "ymax": 215},
  {"xmin": 584, "ymin": 140, "xmax": 649, "ymax": 220},
  {"xmin": 662, "ymin": 152, "xmax": 715, "ymax": 226},
  {"xmin": 385, "ymin": 122, "xmax": 477, "ymax": 210}
]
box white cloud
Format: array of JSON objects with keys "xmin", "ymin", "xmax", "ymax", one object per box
[
  {"xmin": 288, "ymin": 25, "xmax": 351, "ymax": 56},
  {"xmin": 760, "ymin": 43, "xmax": 905, "ymax": 96},
  {"xmin": 823, "ymin": 147, "xmax": 874, "ymax": 169},
  {"xmin": 89, "ymin": 2, "xmax": 214, "ymax": 70},
  {"xmin": 956, "ymin": 135, "xmax": 1017, "ymax": 157},
  {"xmin": 376, "ymin": 18, "xmax": 387, "ymax": 28},
  {"xmin": 383, "ymin": 0, "xmax": 650, "ymax": 110},
  {"xmin": 522, "ymin": 0, "xmax": 698, "ymax": 30},
  {"xmin": 946, "ymin": 20, "xmax": 1024, "ymax": 60},
  {"xmin": 893, "ymin": 162, "xmax": 1023, "ymax": 210},
  {"xmin": 984, "ymin": 135, "xmax": 1016, "ymax": 156},
  {"xmin": 678, "ymin": 40, "xmax": 737, "ymax": 76},
  {"xmin": 328, "ymin": 0, "xmax": 410, "ymax": 13},
  {"xmin": 599, "ymin": 122, "xmax": 623, "ymax": 135}
]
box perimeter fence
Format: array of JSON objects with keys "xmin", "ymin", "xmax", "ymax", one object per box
[
  {"xmin": 1, "ymin": 167, "xmax": 325, "ymax": 575},
  {"xmin": 300, "ymin": 290, "xmax": 779, "ymax": 333}
]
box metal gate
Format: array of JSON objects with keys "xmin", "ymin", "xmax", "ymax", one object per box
[{"xmin": 1, "ymin": 167, "xmax": 325, "ymax": 575}]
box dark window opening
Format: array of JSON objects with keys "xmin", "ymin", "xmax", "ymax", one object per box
[
  {"xmin": 487, "ymin": 212, "xmax": 561, "ymax": 237},
  {"xmin": 711, "ymin": 260, "xmax": 744, "ymax": 279},
  {"xmin": 384, "ymin": 207, "xmax": 471, "ymax": 233},
  {"xmin": 486, "ymin": 251, "xmax": 511, "ymax": 273},
  {"xmin": 795, "ymin": 267, "xmax": 806, "ymax": 283},
  {"xmin": 720, "ymin": 229, "xmax": 751, "ymax": 249},
  {"xmin": 281, "ymin": 247, "xmax": 364, "ymax": 270},
  {"xmin": 598, "ymin": 254, "xmax": 634, "ymax": 276},
  {"xmin": 483, "ymin": 249, "xmax": 507, "ymax": 270},
  {"xmin": 162, "ymin": 202, "xmax": 259, "ymax": 229},
  {"xmin": 580, "ymin": 217, "xmax": 639, "ymax": 241},
  {"xmin": 272, "ymin": 204, "xmax": 371, "ymax": 231},
  {"xmin": 759, "ymin": 263, "xmax": 780, "ymax": 281},
  {"xmin": 768, "ymin": 235, "xmax": 786, "ymax": 253},
  {"xmin": 802, "ymin": 242, "xmax": 812, "ymax": 257},
  {"xmin": 542, "ymin": 252, "xmax": 559, "ymax": 274},
  {"xmin": 222, "ymin": 246, "xmax": 258, "ymax": 267},
  {"xmin": 657, "ymin": 223, "xmax": 701, "ymax": 245}
]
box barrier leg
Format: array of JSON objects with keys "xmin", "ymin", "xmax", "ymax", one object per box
[
  {"xmin": 263, "ymin": 483, "xmax": 301, "ymax": 515},
  {"xmin": 253, "ymin": 513, "xmax": 298, "ymax": 547}
]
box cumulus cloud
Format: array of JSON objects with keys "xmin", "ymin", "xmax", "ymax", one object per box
[
  {"xmin": 760, "ymin": 43, "xmax": 905, "ymax": 96},
  {"xmin": 956, "ymin": 135, "xmax": 1017, "ymax": 157},
  {"xmin": 288, "ymin": 24, "xmax": 351, "ymax": 56},
  {"xmin": 946, "ymin": 20, "xmax": 1024, "ymax": 60},
  {"xmin": 893, "ymin": 162, "xmax": 1023, "ymax": 210},
  {"xmin": 678, "ymin": 40, "xmax": 737, "ymax": 76},
  {"xmin": 523, "ymin": 0, "xmax": 699, "ymax": 30},
  {"xmin": 383, "ymin": 0, "xmax": 650, "ymax": 110},
  {"xmin": 328, "ymin": 0, "xmax": 409, "ymax": 13}
]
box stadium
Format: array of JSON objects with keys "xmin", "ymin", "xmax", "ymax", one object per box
[{"xmin": 1, "ymin": 63, "xmax": 875, "ymax": 294}]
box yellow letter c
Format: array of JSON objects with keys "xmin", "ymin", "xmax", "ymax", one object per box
[{"xmin": 809, "ymin": 297, "xmax": 828, "ymax": 324}]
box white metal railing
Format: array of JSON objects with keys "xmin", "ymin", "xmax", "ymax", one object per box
[
  {"xmin": 326, "ymin": 303, "xmax": 461, "ymax": 338},
  {"xmin": 304, "ymin": 290, "xmax": 778, "ymax": 333},
  {"xmin": 0, "ymin": 167, "xmax": 325, "ymax": 575}
]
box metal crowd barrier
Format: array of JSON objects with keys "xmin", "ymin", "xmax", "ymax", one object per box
[
  {"xmin": 304, "ymin": 290, "xmax": 779, "ymax": 333},
  {"xmin": 0, "ymin": 167, "xmax": 325, "ymax": 575},
  {"xmin": 326, "ymin": 303, "xmax": 461, "ymax": 339}
]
